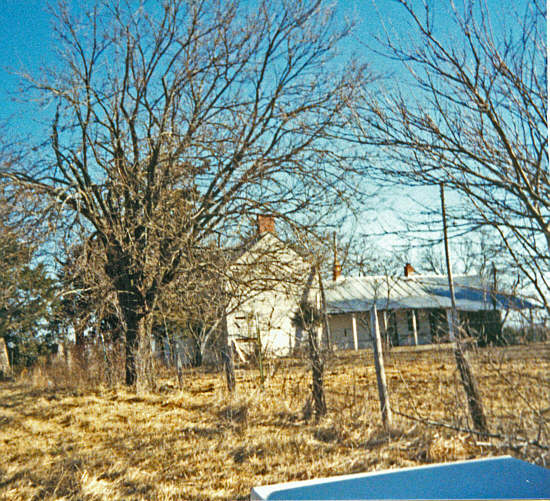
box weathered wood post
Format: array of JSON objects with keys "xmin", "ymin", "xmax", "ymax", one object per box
[
  {"xmin": 441, "ymin": 183, "xmax": 488, "ymax": 434},
  {"xmin": 317, "ymin": 269, "xmax": 332, "ymax": 351},
  {"xmin": 370, "ymin": 304, "xmax": 392, "ymax": 430},
  {"xmin": 255, "ymin": 313, "xmax": 265, "ymax": 389},
  {"xmin": 382, "ymin": 311, "xmax": 389, "ymax": 348},
  {"xmin": 293, "ymin": 301, "xmax": 326, "ymax": 421},
  {"xmin": 411, "ymin": 310, "xmax": 418, "ymax": 346},
  {"xmin": 308, "ymin": 323, "xmax": 327, "ymax": 420},
  {"xmin": 221, "ymin": 315, "xmax": 235, "ymax": 392},
  {"xmin": 0, "ymin": 337, "xmax": 11, "ymax": 379},
  {"xmin": 352, "ymin": 314, "xmax": 359, "ymax": 351}
]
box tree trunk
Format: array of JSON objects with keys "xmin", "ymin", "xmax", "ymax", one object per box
[
  {"xmin": 136, "ymin": 314, "xmax": 155, "ymax": 392},
  {"xmin": 105, "ymin": 245, "xmax": 148, "ymax": 388},
  {"xmin": 73, "ymin": 319, "xmax": 87, "ymax": 371},
  {"xmin": 307, "ymin": 327, "xmax": 326, "ymax": 420},
  {"xmin": 116, "ymin": 285, "xmax": 149, "ymax": 388},
  {"xmin": 222, "ymin": 345, "xmax": 235, "ymax": 393},
  {"xmin": 123, "ymin": 307, "xmax": 141, "ymax": 386},
  {"xmin": 191, "ymin": 336, "xmax": 203, "ymax": 367}
]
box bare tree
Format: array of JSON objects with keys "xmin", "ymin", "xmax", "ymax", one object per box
[
  {"xmin": 3, "ymin": 0, "xmax": 366, "ymax": 386},
  {"xmin": 351, "ymin": 0, "xmax": 548, "ymax": 310},
  {"xmin": 156, "ymin": 242, "xmax": 229, "ymax": 368}
]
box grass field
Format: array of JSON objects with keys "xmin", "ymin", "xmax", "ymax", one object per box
[{"xmin": 1, "ymin": 344, "xmax": 548, "ymax": 500}]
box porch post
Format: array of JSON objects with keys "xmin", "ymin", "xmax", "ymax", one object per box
[
  {"xmin": 412, "ymin": 310, "xmax": 418, "ymax": 346},
  {"xmin": 352, "ymin": 313, "xmax": 359, "ymax": 351},
  {"xmin": 382, "ymin": 310, "xmax": 388, "ymax": 347}
]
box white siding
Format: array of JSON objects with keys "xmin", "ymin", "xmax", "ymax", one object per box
[
  {"xmin": 227, "ymin": 233, "xmax": 316, "ymax": 357},
  {"xmin": 227, "ymin": 288, "xmax": 300, "ymax": 356}
]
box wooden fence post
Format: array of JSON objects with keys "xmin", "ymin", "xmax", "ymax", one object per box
[
  {"xmin": 371, "ymin": 304, "xmax": 392, "ymax": 430},
  {"xmin": 0, "ymin": 337, "xmax": 11, "ymax": 379}
]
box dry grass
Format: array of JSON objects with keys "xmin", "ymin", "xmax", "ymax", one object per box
[{"xmin": 1, "ymin": 344, "xmax": 548, "ymax": 500}]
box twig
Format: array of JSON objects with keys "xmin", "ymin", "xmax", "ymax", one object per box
[{"xmin": 393, "ymin": 409, "xmax": 549, "ymax": 451}]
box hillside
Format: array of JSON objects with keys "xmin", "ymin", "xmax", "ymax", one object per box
[{"xmin": 0, "ymin": 344, "xmax": 548, "ymax": 500}]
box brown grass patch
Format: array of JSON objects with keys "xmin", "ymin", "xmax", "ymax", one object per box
[{"xmin": 0, "ymin": 344, "xmax": 548, "ymax": 500}]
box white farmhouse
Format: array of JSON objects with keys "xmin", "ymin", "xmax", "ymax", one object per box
[
  {"xmin": 226, "ymin": 215, "xmax": 319, "ymax": 357},
  {"xmin": 167, "ymin": 218, "xmax": 535, "ymax": 365},
  {"xmin": 226, "ymin": 222, "xmax": 535, "ymax": 358}
]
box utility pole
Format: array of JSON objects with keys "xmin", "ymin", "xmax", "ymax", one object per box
[
  {"xmin": 317, "ymin": 266, "xmax": 332, "ymax": 351},
  {"xmin": 440, "ymin": 183, "xmax": 488, "ymax": 434}
]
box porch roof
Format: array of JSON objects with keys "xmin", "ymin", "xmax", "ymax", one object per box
[{"xmin": 325, "ymin": 275, "xmax": 535, "ymax": 314}]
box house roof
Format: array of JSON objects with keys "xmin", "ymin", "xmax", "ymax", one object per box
[
  {"xmin": 230, "ymin": 230, "xmax": 311, "ymax": 264},
  {"xmin": 325, "ymin": 274, "xmax": 535, "ymax": 314}
]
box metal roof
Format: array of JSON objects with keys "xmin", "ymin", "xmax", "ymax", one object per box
[{"xmin": 325, "ymin": 274, "xmax": 534, "ymax": 314}]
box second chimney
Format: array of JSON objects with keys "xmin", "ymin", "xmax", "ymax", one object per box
[
  {"xmin": 404, "ymin": 263, "xmax": 415, "ymax": 277},
  {"xmin": 332, "ymin": 233, "xmax": 342, "ymax": 281},
  {"xmin": 257, "ymin": 214, "xmax": 275, "ymax": 235},
  {"xmin": 333, "ymin": 260, "xmax": 342, "ymax": 281}
]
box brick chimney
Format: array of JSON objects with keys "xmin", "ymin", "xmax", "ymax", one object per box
[
  {"xmin": 257, "ymin": 214, "xmax": 275, "ymax": 235},
  {"xmin": 404, "ymin": 263, "xmax": 415, "ymax": 277},
  {"xmin": 333, "ymin": 260, "xmax": 342, "ymax": 281}
]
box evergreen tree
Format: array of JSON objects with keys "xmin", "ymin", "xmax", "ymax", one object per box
[{"xmin": 0, "ymin": 232, "xmax": 58, "ymax": 367}]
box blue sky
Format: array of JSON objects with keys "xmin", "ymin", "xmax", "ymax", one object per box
[
  {"xmin": 0, "ymin": 1, "xmax": 54, "ymax": 138},
  {"xmin": 0, "ymin": 0, "xmax": 423, "ymax": 137},
  {"xmin": 0, "ymin": 0, "xmax": 526, "ymax": 139},
  {"xmin": 0, "ymin": 1, "xmax": 52, "ymax": 76},
  {"xmin": 0, "ymin": 0, "xmax": 536, "ymax": 266}
]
